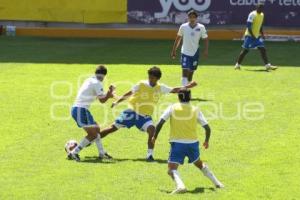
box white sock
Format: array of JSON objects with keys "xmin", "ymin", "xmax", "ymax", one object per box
[
  {"xmin": 172, "ymin": 170, "xmax": 185, "ymax": 189},
  {"xmin": 181, "ymin": 77, "xmax": 188, "ymax": 86},
  {"xmin": 265, "ymin": 63, "xmax": 271, "ymax": 67},
  {"xmin": 235, "ymin": 63, "xmax": 241, "ymax": 67},
  {"xmin": 95, "ymin": 134, "xmax": 106, "ymax": 155},
  {"xmin": 73, "ymin": 137, "xmax": 90, "ymax": 154},
  {"xmin": 201, "ymin": 164, "xmax": 221, "ymax": 186},
  {"xmin": 146, "ymin": 149, "xmax": 153, "ymax": 158}
]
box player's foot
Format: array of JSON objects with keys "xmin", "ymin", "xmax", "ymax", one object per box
[
  {"xmin": 170, "ymin": 187, "xmax": 187, "ymax": 195},
  {"xmin": 265, "ymin": 64, "xmax": 277, "ymax": 71},
  {"xmin": 99, "ymin": 152, "xmax": 113, "ymax": 160},
  {"xmin": 69, "ymin": 152, "xmax": 80, "ymax": 162},
  {"xmin": 146, "ymin": 155, "xmax": 155, "ymax": 162},
  {"xmin": 216, "ymin": 182, "xmax": 225, "ymax": 189},
  {"xmin": 234, "ymin": 63, "xmax": 241, "ymax": 70}
]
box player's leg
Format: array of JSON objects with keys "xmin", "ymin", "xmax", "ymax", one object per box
[
  {"xmin": 258, "ymin": 47, "xmax": 277, "ymax": 70},
  {"xmin": 70, "ymin": 107, "xmax": 97, "ymax": 161},
  {"xmin": 93, "ymin": 125, "xmax": 112, "ymax": 159},
  {"xmin": 193, "ymin": 159, "xmax": 224, "ymax": 188},
  {"xmin": 235, "ymin": 49, "xmax": 249, "ymax": 70},
  {"xmin": 70, "ymin": 126, "xmax": 98, "ymax": 161},
  {"xmin": 182, "ymin": 68, "xmax": 189, "ymax": 86},
  {"xmin": 168, "ymin": 142, "xmax": 187, "ymax": 194},
  {"xmin": 99, "ymin": 124, "xmax": 118, "ymax": 138},
  {"xmin": 137, "ymin": 115, "xmax": 156, "ymax": 161},
  {"xmin": 146, "ymin": 125, "xmax": 155, "ymax": 161},
  {"xmin": 168, "ymin": 163, "xmax": 187, "ymax": 194}
]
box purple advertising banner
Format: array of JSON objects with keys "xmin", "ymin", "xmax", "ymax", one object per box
[{"xmin": 128, "ymin": 0, "xmax": 300, "ymax": 27}]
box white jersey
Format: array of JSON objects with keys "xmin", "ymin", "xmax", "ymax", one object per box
[
  {"xmin": 73, "ymin": 76, "xmax": 105, "ymax": 109},
  {"xmin": 178, "ymin": 22, "xmax": 208, "ymax": 56}
]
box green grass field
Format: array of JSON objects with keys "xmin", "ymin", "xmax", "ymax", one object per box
[{"xmin": 0, "ymin": 36, "xmax": 300, "ymax": 200}]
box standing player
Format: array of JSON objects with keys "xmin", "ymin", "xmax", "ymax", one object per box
[
  {"xmin": 171, "ymin": 10, "xmax": 209, "ymax": 86},
  {"xmin": 154, "ymin": 90, "xmax": 224, "ymax": 194},
  {"xmin": 69, "ymin": 65, "xmax": 115, "ymax": 161},
  {"xmin": 99, "ymin": 66, "xmax": 197, "ymax": 162},
  {"xmin": 235, "ymin": 4, "xmax": 277, "ymax": 71}
]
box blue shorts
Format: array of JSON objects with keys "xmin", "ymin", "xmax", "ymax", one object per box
[
  {"xmin": 168, "ymin": 142, "xmax": 200, "ymax": 165},
  {"xmin": 114, "ymin": 109, "xmax": 153, "ymax": 131},
  {"xmin": 71, "ymin": 107, "xmax": 97, "ymax": 128},
  {"xmin": 169, "ymin": 142, "xmax": 200, "ymax": 165},
  {"xmin": 242, "ymin": 36, "xmax": 265, "ymax": 49},
  {"xmin": 181, "ymin": 49, "xmax": 200, "ymax": 71}
]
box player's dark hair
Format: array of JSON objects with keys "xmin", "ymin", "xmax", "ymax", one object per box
[
  {"xmin": 95, "ymin": 65, "xmax": 107, "ymax": 75},
  {"xmin": 188, "ymin": 10, "xmax": 198, "ymax": 18},
  {"xmin": 178, "ymin": 89, "xmax": 191, "ymax": 103},
  {"xmin": 148, "ymin": 66, "xmax": 162, "ymax": 79}
]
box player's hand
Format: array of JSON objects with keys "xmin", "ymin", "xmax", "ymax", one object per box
[
  {"xmin": 203, "ymin": 141, "xmax": 209, "ymax": 149},
  {"xmin": 203, "ymin": 50, "xmax": 208, "ymax": 59},
  {"xmin": 171, "ymin": 50, "xmax": 176, "ymax": 59},
  {"xmin": 109, "ymin": 85, "xmax": 116, "ymax": 92},
  {"xmin": 111, "ymin": 102, "xmax": 118, "ymax": 108}
]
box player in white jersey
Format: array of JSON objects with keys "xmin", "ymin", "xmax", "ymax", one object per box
[
  {"xmin": 69, "ymin": 65, "xmax": 115, "ymax": 161},
  {"xmin": 171, "ymin": 10, "xmax": 209, "ymax": 86}
]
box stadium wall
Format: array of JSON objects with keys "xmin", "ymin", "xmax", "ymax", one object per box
[{"xmin": 0, "ymin": 0, "xmax": 127, "ymax": 23}]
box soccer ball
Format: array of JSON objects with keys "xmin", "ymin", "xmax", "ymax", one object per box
[{"xmin": 64, "ymin": 140, "xmax": 78, "ymax": 154}]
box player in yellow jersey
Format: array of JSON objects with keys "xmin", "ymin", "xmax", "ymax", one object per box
[
  {"xmin": 99, "ymin": 67, "xmax": 197, "ymax": 162},
  {"xmin": 235, "ymin": 4, "xmax": 277, "ymax": 71},
  {"xmin": 154, "ymin": 90, "xmax": 224, "ymax": 194}
]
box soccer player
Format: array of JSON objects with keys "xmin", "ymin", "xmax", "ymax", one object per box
[
  {"xmin": 235, "ymin": 4, "xmax": 277, "ymax": 71},
  {"xmin": 171, "ymin": 10, "xmax": 209, "ymax": 86},
  {"xmin": 69, "ymin": 65, "xmax": 115, "ymax": 161},
  {"xmin": 154, "ymin": 90, "xmax": 224, "ymax": 194},
  {"xmin": 99, "ymin": 66, "xmax": 197, "ymax": 162}
]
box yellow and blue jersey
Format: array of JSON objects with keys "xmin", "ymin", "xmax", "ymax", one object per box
[{"xmin": 245, "ymin": 10, "xmax": 264, "ymax": 38}]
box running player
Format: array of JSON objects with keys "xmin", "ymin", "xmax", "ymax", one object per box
[
  {"xmin": 235, "ymin": 4, "xmax": 277, "ymax": 71},
  {"xmin": 99, "ymin": 66, "xmax": 197, "ymax": 162},
  {"xmin": 171, "ymin": 10, "xmax": 209, "ymax": 86},
  {"xmin": 154, "ymin": 89, "xmax": 224, "ymax": 194},
  {"xmin": 69, "ymin": 65, "xmax": 115, "ymax": 161}
]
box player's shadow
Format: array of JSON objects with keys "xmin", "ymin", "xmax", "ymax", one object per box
[
  {"xmin": 191, "ymin": 98, "xmax": 213, "ymax": 102},
  {"xmin": 244, "ymin": 69, "xmax": 269, "ymax": 72},
  {"xmin": 80, "ymin": 156, "xmax": 167, "ymax": 164},
  {"xmin": 160, "ymin": 187, "xmax": 215, "ymax": 194}
]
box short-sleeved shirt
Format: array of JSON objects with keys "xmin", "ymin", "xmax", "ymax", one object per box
[
  {"xmin": 161, "ymin": 104, "xmax": 208, "ymax": 126},
  {"xmin": 245, "ymin": 10, "xmax": 264, "ymax": 38},
  {"xmin": 73, "ymin": 76, "xmax": 105, "ymax": 109},
  {"xmin": 131, "ymin": 80, "xmax": 172, "ymax": 94},
  {"xmin": 178, "ymin": 22, "xmax": 208, "ymax": 56}
]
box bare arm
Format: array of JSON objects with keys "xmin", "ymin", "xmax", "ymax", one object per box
[
  {"xmin": 203, "ymin": 37, "xmax": 209, "ymax": 59},
  {"xmin": 170, "ymin": 81, "xmax": 198, "ymax": 93},
  {"xmin": 202, "ymin": 124, "xmax": 211, "ymax": 149},
  {"xmin": 154, "ymin": 119, "xmax": 166, "ymax": 140},
  {"xmin": 98, "ymin": 85, "xmax": 115, "ymax": 104},
  {"xmin": 111, "ymin": 90, "xmax": 133, "ymax": 108},
  {"xmin": 171, "ymin": 35, "xmax": 182, "ymax": 59}
]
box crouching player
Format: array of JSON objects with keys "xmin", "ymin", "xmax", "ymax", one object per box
[
  {"xmin": 69, "ymin": 65, "xmax": 115, "ymax": 161},
  {"xmin": 154, "ymin": 90, "xmax": 224, "ymax": 194},
  {"xmin": 100, "ymin": 66, "xmax": 197, "ymax": 162}
]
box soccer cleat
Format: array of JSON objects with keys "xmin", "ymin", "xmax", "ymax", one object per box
[
  {"xmin": 170, "ymin": 187, "xmax": 187, "ymax": 195},
  {"xmin": 146, "ymin": 155, "xmax": 155, "ymax": 162},
  {"xmin": 216, "ymin": 182, "xmax": 225, "ymax": 189},
  {"xmin": 265, "ymin": 64, "xmax": 277, "ymax": 71},
  {"xmin": 69, "ymin": 152, "xmax": 80, "ymax": 162},
  {"xmin": 99, "ymin": 152, "xmax": 113, "ymax": 160},
  {"xmin": 234, "ymin": 64, "xmax": 241, "ymax": 70}
]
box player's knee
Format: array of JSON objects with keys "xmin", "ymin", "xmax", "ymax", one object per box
[
  {"xmin": 147, "ymin": 125, "xmax": 155, "ymax": 134},
  {"xmin": 168, "ymin": 170, "xmax": 173, "ymax": 176}
]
